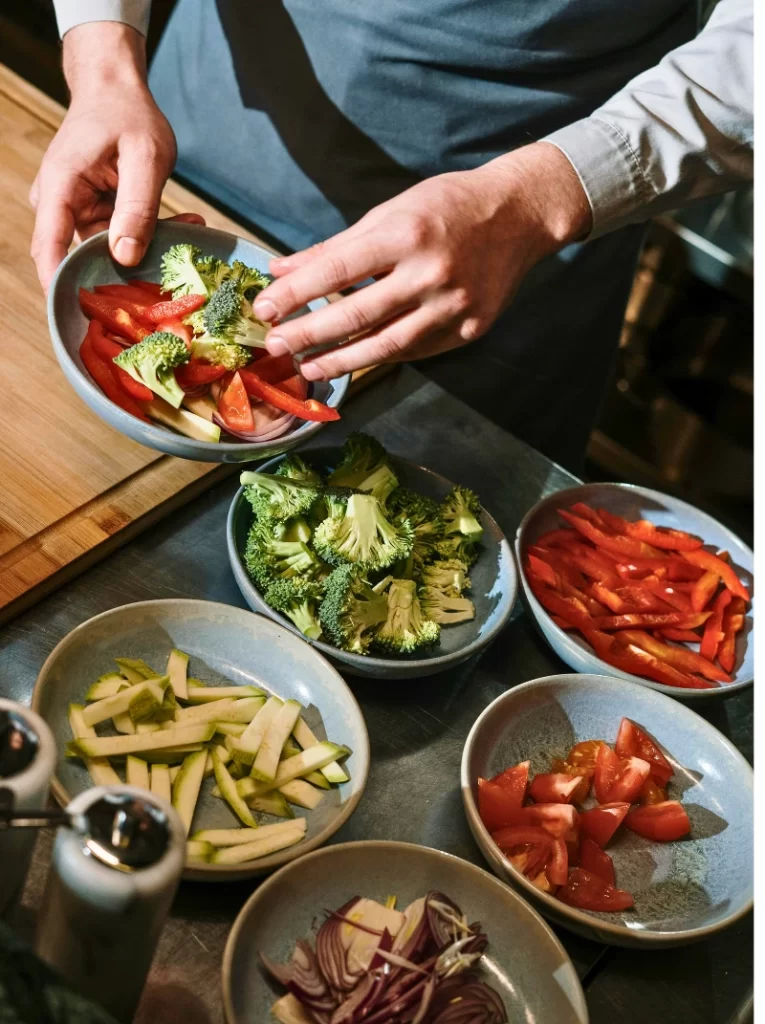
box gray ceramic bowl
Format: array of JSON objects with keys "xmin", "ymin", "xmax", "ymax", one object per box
[
  {"xmin": 461, "ymin": 673, "xmax": 753, "ymax": 947},
  {"xmin": 222, "ymin": 840, "xmax": 588, "ymax": 1024},
  {"xmin": 515, "ymin": 483, "xmax": 754, "ymax": 700},
  {"xmin": 227, "ymin": 448, "xmax": 517, "ymax": 679},
  {"xmin": 47, "ymin": 222, "xmax": 350, "ymax": 463},
  {"xmin": 32, "ymin": 599, "xmax": 369, "ymax": 880}
]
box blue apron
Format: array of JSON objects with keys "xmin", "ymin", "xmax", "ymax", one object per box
[{"xmin": 150, "ymin": 0, "xmax": 694, "ymax": 469}]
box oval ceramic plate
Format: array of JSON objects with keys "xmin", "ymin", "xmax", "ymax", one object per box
[
  {"xmin": 47, "ymin": 222, "xmax": 350, "ymax": 462},
  {"xmin": 222, "ymin": 841, "xmax": 588, "ymax": 1024},
  {"xmin": 515, "ymin": 483, "xmax": 754, "ymax": 700},
  {"xmin": 462, "ymin": 674, "xmax": 753, "ymax": 947},
  {"xmin": 227, "ymin": 448, "xmax": 517, "ymax": 679},
  {"xmin": 32, "ymin": 599, "xmax": 369, "ymax": 880}
]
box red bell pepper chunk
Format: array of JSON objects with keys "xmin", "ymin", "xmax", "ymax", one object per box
[
  {"xmin": 558, "ymin": 509, "xmax": 663, "ymax": 559},
  {"xmin": 526, "ymin": 576, "xmax": 595, "ymax": 635},
  {"xmin": 593, "ymin": 611, "xmax": 711, "ymax": 631},
  {"xmin": 618, "ymin": 630, "xmax": 731, "ymax": 684},
  {"xmin": 238, "ymin": 368, "xmax": 340, "ymax": 422},
  {"xmin": 175, "ymin": 360, "xmax": 229, "ymax": 389},
  {"xmin": 144, "ymin": 293, "xmax": 207, "ymax": 324},
  {"xmin": 79, "ymin": 289, "xmax": 151, "ymax": 342},
  {"xmin": 87, "ymin": 321, "xmax": 153, "ymax": 402},
  {"xmin": 127, "ymin": 279, "xmax": 167, "ymax": 297},
  {"xmin": 79, "ymin": 333, "xmax": 149, "ymax": 422},
  {"xmin": 681, "ymin": 549, "xmax": 750, "ymax": 603},
  {"xmin": 217, "ymin": 371, "xmax": 255, "ymax": 432},
  {"xmin": 699, "ymin": 589, "xmax": 732, "ymax": 663},
  {"xmin": 717, "ymin": 597, "xmax": 746, "ymax": 674},
  {"xmin": 583, "ymin": 628, "xmax": 714, "ymax": 689},
  {"xmin": 660, "ymin": 628, "xmax": 702, "ymax": 644},
  {"xmin": 690, "ymin": 570, "xmax": 720, "ymax": 613},
  {"xmin": 94, "ymin": 283, "xmax": 165, "ymax": 305},
  {"xmin": 527, "ymin": 554, "xmax": 558, "ymax": 588},
  {"xmin": 622, "ymin": 518, "xmax": 703, "ymax": 551},
  {"xmin": 156, "ymin": 319, "xmax": 193, "ymax": 348}
]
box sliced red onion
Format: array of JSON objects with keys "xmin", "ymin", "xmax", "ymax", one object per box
[
  {"xmin": 180, "ymin": 383, "xmax": 210, "ymax": 398},
  {"xmin": 393, "ymin": 897, "xmax": 432, "ymax": 962},
  {"xmin": 329, "ymin": 974, "xmax": 377, "ymax": 1024},
  {"xmin": 316, "ymin": 898, "xmax": 364, "ymax": 993},
  {"xmin": 326, "ymin": 911, "xmax": 383, "ymax": 938},
  {"xmin": 212, "ymin": 411, "xmax": 295, "ymax": 442},
  {"xmin": 367, "ymin": 927, "xmax": 394, "ymax": 973},
  {"xmin": 429, "ymin": 980, "xmax": 506, "ymax": 1023},
  {"xmin": 426, "ymin": 892, "xmax": 470, "ymax": 949},
  {"xmin": 260, "ymin": 951, "xmax": 293, "ymax": 988},
  {"xmin": 410, "ymin": 975, "xmax": 437, "ymax": 1024}
]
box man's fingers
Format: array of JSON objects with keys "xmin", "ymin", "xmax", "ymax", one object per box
[
  {"xmin": 109, "ymin": 140, "xmax": 166, "ymax": 266},
  {"xmin": 268, "ymin": 229, "xmax": 355, "ymax": 278},
  {"xmin": 30, "ymin": 195, "xmax": 76, "ymax": 293},
  {"xmin": 264, "ymin": 273, "xmax": 417, "ymax": 358}
]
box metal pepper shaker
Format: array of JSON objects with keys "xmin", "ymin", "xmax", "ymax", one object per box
[
  {"xmin": 35, "ymin": 785, "xmax": 185, "ymax": 1024},
  {"xmin": 0, "ymin": 699, "xmax": 57, "ymax": 917}
]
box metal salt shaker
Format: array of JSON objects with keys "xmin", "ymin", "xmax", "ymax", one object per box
[
  {"xmin": 0, "ymin": 698, "xmax": 57, "ymax": 917},
  {"xmin": 35, "ymin": 785, "xmax": 185, "ymax": 1024}
]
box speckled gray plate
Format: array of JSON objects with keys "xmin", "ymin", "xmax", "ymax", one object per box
[
  {"xmin": 515, "ymin": 483, "xmax": 754, "ymax": 701},
  {"xmin": 47, "ymin": 222, "xmax": 350, "ymax": 463},
  {"xmin": 32, "ymin": 599, "xmax": 369, "ymax": 880},
  {"xmin": 227, "ymin": 447, "xmax": 517, "ymax": 679},
  {"xmin": 222, "ymin": 841, "xmax": 588, "ymax": 1024},
  {"xmin": 462, "ymin": 674, "xmax": 753, "ymax": 947}
]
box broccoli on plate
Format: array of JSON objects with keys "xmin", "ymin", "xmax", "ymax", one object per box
[
  {"xmin": 373, "ymin": 579, "xmax": 440, "ymax": 654},
  {"xmin": 276, "ymin": 454, "xmax": 323, "ymax": 487},
  {"xmin": 244, "ymin": 522, "xmax": 322, "ymax": 590},
  {"xmin": 203, "ymin": 279, "xmax": 269, "ymax": 348},
  {"xmin": 113, "ymin": 331, "xmax": 189, "ymax": 408},
  {"xmin": 264, "ymin": 578, "xmax": 323, "ymax": 640},
  {"xmin": 327, "ymin": 433, "xmax": 388, "ymax": 488},
  {"xmin": 435, "ymin": 534, "xmax": 481, "ymax": 568},
  {"xmin": 441, "ymin": 486, "xmax": 483, "ymax": 541},
  {"xmin": 191, "ymin": 337, "xmax": 252, "ymax": 370},
  {"xmin": 419, "ymin": 586, "xmax": 476, "ymax": 625},
  {"xmin": 388, "ymin": 487, "xmax": 443, "ymax": 569},
  {"xmin": 160, "ymin": 243, "xmax": 208, "ymax": 298},
  {"xmin": 313, "ymin": 493, "xmax": 413, "ymax": 572},
  {"xmin": 319, "ymin": 565, "xmax": 389, "ymax": 654},
  {"xmin": 240, "ymin": 470, "xmax": 320, "ymax": 521},
  {"xmin": 229, "ymin": 260, "xmax": 271, "ymax": 296},
  {"xmin": 354, "ymin": 463, "xmax": 399, "ymax": 507},
  {"xmin": 420, "ymin": 558, "xmax": 471, "ymax": 596}
]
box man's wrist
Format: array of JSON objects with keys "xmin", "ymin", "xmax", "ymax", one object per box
[{"xmin": 63, "ymin": 22, "xmax": 148, "ymax": 95}]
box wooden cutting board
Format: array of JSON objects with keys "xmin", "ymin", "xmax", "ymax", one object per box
[{"xmin": 0, "ymin": 63, "xmax": 384, "ymax": 625}]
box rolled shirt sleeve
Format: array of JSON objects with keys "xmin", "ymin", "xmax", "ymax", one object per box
[
  {"xmin": 53, "ymin": 0, "xmax": 151, "ymax": 38},
  {"xmin": 544, "ymin": 0, "xmax": 753, "ymax": 238}
]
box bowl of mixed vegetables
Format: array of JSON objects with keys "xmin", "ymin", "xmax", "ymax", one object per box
[
  {"xmin": 227, "ymin": 433, "xmax": 517, "ymax": 679},
  {"xmin": 47, "ymin": 221, "xmax": 350, "ymax": 462},
  {"xmin": 515, "ymin": 483, "xmax": 754, "ymax": 700},
  {"xmin": 461, "ymin": 673, "xmax": 753, "ymax": 947}
]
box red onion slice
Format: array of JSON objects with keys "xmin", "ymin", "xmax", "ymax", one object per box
[
  {"xmin": 426, "ymin": 892, "xmax": 470, "ymax": 949},
  {"xmin": 212, "ymin": 411, "xmax": 296, "ymax": 442},
  {"xmin": 316, "ymin": 898, "xmax": 363, "ymax": 993}
]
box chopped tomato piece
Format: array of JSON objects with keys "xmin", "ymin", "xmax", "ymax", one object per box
[
  {"xmin": 619, "ymin": 630, "xmax": 731, "ymax": 684},
  {"xmin": 528, "ymin": 773, "xmax": 583, "ymax": 805},
  {"xmin": 718, "ymin": 597, "xmax": 746, "ymax": 674},
  {"xmin": 492, "ymin": 824, "xmax": 556, "ymax": 850},
  {"xmin": 614, "ymin": 718, "xmax": 673, "ymax": 787},
  {"xmin": 550, "ymin": 758, "xmax": 592, "ymax": 803},
  {"xmin": 691, "ymin": 570, "xmax": 720, "ymax": 613},
  {"xmin": 579, "ymin": 837, "xmax": 615, "ymax": 885},
  {"xmin": 217, "ymin": 371, "xmax": 255, "ymax": 432},
  {"xmin": 607, "ymin": 756, "xmax": 651, "ymax": 805},
  {"xmin": 79, "ymin": 333, "xmax": 149, "ymax": 422},
  {"xmin": 567, "ymin": 740, "xmax": 605, "ymax": 772},
  {"xmin": 682, "ymin": 549, "xmax": 750, "ymax": 603},
  {"xmin": 478, "ymin": 775, "xmax": 525, "ymax": 833},
  {"xmin": 558, "ymin": 868, "xmax": 633, "ymax": 912},
  {"xmin": 593, "ymin": 742, "xmax": 619, "ymax": 803},
  {"xmin": 238, "ymin": 368, "xmax": 340, "ymax": 422},
  {"xmin": 87, "ymin": 321, "xmax": 153, "ymax": 401},
  {"xmin": 175, "ymin": 360, "xmax": 229, "ymax": 389},
  {"xmin": 579, "ymin": 803, "xmax": 630, "ymax": 848},
  {"xmin": 639, "ymin": 778, "xmax": 667, "ymax": 806},
  {"xmin": 699, "ymin": 589, "xmax": 732, "ymax": 663},
  {"xmin": 558, "ymin": 509, "xmax": 663, "ymax": 559},
  {"xmin": 547, "ymin": 837, "xmax": 569, "ymax": 886},
  {"xmin": 513, "ymin": 802, "xmax": 578, "ymax": 838},
  {"xmin": 624, "ymin": 801, "xmax": 691, "ymax": 842},
  {"xmin": 489, "ymin": 761, "xmax": 530, "ymax": 809},
  {"xmin": 144, "ymin": 292, "xmax": 207, "ymax": 324}
]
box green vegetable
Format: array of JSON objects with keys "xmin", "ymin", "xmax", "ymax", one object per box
[
  {"xmin": 126, "ymin": 755, "xmax": 150, "ymax": 790},
  {"xmin": 66, "ymin": 723, "xmax": 214, "ymax": 759},
  {"xmin": 388, "ymin": 488, "xmax": 443, "ymax": 569},
  {"xmin": 373, "ymin": 579, "xmax": 440, "ymax": 654},
  {"xmin": 292, "ymin": 717, "xmax": 348, "ymax": 784},
  {"xmin": 277, "ymin": 779, "xmax": 325, "ymax": 810},
  {"xmin": 196, "ymin": 254, "xmax": 232, "ymax": 294},
  {"xmin": 420, "ymin": 558, "xmax": 471, "ymax": 596},
  {"xmin": 150, "ymin": 763, "xmax": 172, "ymax": 802},
  {"xmin": 314, "ymin": 493, "xmax": 413, "ymax": 572},
  {"xmin": 229, "ymin": 260, "xmax": 271, "ymax": 295},
  {"xmin": 327, "ymin": 433, "xmax": 388, "ymax": 488},
  {"xmin": 191, "ymin": 336, "xmax": 252, "ymax": 370},
  {"xmin": 264, "ymin": 578, "xmax": 324, "ymax": 640},
  {"xmin": 354, "ymin": 463, "xmax": 399, "ymax": 507},
  {"xmin": 209, "ymin": 819, "xmax": 306, "ymax": 865},
  {"xmin": 212, "ymin": 748, "xmax": 257, "ymax": 827},
  {"xmin": 244, "ymin": 522, "xmax": 322, "ymax": 590},
  {"xmin": 251, "ymin": 699, "xmax": 303, "ymax": 783},
  {"xmin": 241, "ymin": 470, "xmax": 320, "ymax": 521},
  {"xmin": 319, "ymin": 565, "xmax": 389, "ymax": 654},
  {"xmin": 113, "ymin": 657, "xmax": 157, "ymax": 683},
  {"xmin": 276, "ymin": 454, "xmax": 323, "ymax": 486},
  {"xmin": 145, "ymin": 399, "xmax": 222, "ymax": 443},
  {"xmin": 84, "ymin": 673, "xmax": 128, "ymax": 701},
  {"xmin": 185, "ymin": 685, "xmax": 264, "ymax": 704},
  {"xmin": 419, "ymin": 586, "xmax": 476, "ymax": 625},
  {"xmin": 160, "ymin": 243, "xmax": 208, "ymax": 297},
  {"xmin": 166, "ymin": 648, "xmax": 189, "ymax": 701},
  {"xmin": 202, "ymin": 279, "xmax": 268, "ymax": 348},
  {"xmin": 186, "ymin": 839, "xmax": 214, "ymax": 863},
  {"xmin": 172, "ymin": 749, "xmax": 208, "ymax": 836},
  {"xmin": 231, "ymin": 695, "xmax": 284, "ymax": 766},
  {"xmin": 434, "ymin": 534, "xmax": 481, "ymax": 568},
  {"xmin": 114, "ymin": 331, "xmax": 189, "ymax": 408},
  {"xmin": 441, "ymin": 485, "xmax": 483, "ymax": 541}
]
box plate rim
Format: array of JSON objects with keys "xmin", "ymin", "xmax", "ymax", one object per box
[{"xmin": 31, "ymin": 597, "xmax": 370, "ymax": 879}]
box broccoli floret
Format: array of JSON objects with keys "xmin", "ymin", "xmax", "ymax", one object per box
[
  {"xmin": 434, "ymin": 534, "xmax": 480, "ymax": 567},
  {"xmin": 203, "ymin": 279, "xmax": 269, "ymax": 348},
  {"xmin": 191, "ymin": 336, "xmax": 252, "ymax": 370},
  {"xmin": 276, "ymin": 454, "xmax": 323, "ymax": 487},
  {"xmin": 160, "ymin": 244, "xmax": 208, "ymax": 298},
  {"xmin": 319, "ymin": 565, "xmax": 389, "ymax": 654},
  {"xmin": 441, "ymin": 486, "xmax": 483, "ymax": 541},
  {"xmin": 230, "ymin": 260, "xmax": 271, "ymax": 296},
  {"xmin": 264, "ymin": 578, "xmax": 323, "ymax": 640},
  {"xmin": 240, "ymin": 470, "xmax": 320, "ymax": 522},
  {"xmin": 373, "ymin": 579, "xmax": 440, "ymax": 654},
  {"xmin": 196, "ymin": 255, "xmax": 232, "ymax": 294},
  {"xmin": 244, "ymin": 522, "xmax": 321, "ymax": 590},
  {"xmin": 420, "ymin": 559, "xmax": 471, "ymax": 596},
  {"xmin": 113, "ymin": 331, "xmax": 189, "ymax": 408},
  {"xmin": 388, "ymin": 488, "xmax": 443, "ymax": 569},
  {"xmin": 273, "ymin": 517, "xmax": 313, "ymax": 544},
  {"xmin": 313, "ymin": 493, "xmax": 413, "ymax": 572},
  {"xmin": 327, "ymin": 433, "xmax": 389, "ymax": 488},
  {"xmin": 419, "ymin": 586, "xmax": 476, "ymax": 625},
  {"xmin": 355, "ymin": 463, "xmax": 399, "ymax": 507}
]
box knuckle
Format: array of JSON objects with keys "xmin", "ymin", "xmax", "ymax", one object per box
[
  {"xmin": 321, "ymin": 254, "xmax": 351, "ymax": 293},
  {"xmin": 396, "ymin": 214, "xmax": 429, "ymax": 250},
  {"xmin": 448, "ymin": 286, "xmax": 472, "ymax": 317},
  {"xmin": 423, "ymin": 254, "xmax": 456, "ymax": 290},
  {"xmin": 336, "ymin": 299, "xmax": 369, "ymax": 339},
  {"xmin": 373, "ymin": 329, "xmax": 406, "ymax": 362}
]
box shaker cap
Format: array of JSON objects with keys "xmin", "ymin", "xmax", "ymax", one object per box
[
  {"xmin": 0, "ymin": 708, "xmax": 39, "ymax": 779},
  {"xmin": 78, "ymin": 791, "xmax": 171, "ymax": 872}
]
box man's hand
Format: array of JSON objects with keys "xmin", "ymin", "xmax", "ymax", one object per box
[
  {"xmin": 254, "ymin": 142, "xmax": 592, "ymax": 380},
  {"xmin": 30, "ymin": 22, "xmax": 186, "ymax": 292}
]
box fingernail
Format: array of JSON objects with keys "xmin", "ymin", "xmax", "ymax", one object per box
[
  {"xmin": 255, "ymin": 298, "xmax": 278, "ymax": 322},
  {"xmin": 266, "ymin": 335, "xmax": 288, "ymax": 357},
  {"xmin": 300, "ymin": 362, "xmax": 323, "ymax": 381},
  {"xmin": 114, "ymin": 236, "xmax": 142, "ymax": 265}
]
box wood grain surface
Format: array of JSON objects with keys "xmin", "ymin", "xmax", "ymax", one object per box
[{"xmin": 0, "ymin": 62, "xmax": 379, "ymax": 625}]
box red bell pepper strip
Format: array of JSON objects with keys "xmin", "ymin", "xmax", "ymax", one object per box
[
  {"xmin": 690, "ymin": 570, "xmax": 719, "ymax": 613},
  {"xmin": 127, "ymin": 279, "xmax": 167, "ymax": 297},
  {"xmin": 79, "ymin": 289, "xmax": 151, "ymax": 342},
  {"xmin": 584, "ymin": 629, "xmax": 715, "ymax": 689},
  {"xmin": 717, "ymin": 597, "xmax": 746, "ymax": 674},
  {"xmin": 682, "ymin": 549, "xmax": 750, "ymax": 603},
  {"xmin": 699, "ymin": 589, "xmax": 732, "ymax": 662},
  {"xmin": 551, "ymin": 615, "xmax": 574, "ymax": 630},
  {"xmin": 554, "ymin": 543, "xmax": 622, "ymax": 586},
  {"xmin": 217, "ymin": 371, "xmax": 255, "ymax": 432},
  {"xmin": 526, "ymin": 576, "xmax": 596, "ymax": 635},
  {"xmin": 155, "ymin": 319, "xmax": 193, "ymax": 348},
  {"xmin": 618, "ymin": 630, "xmax": 731, "ymax": 684},
  {"xmin": 610, "ymin": 585, "xmax": 677, "ymax": 614},
  {"xmin": 570, "ymin": 503, "xmax": 609, "ymax": 527},
  {"xmin": 558, "ymin": 509, "xmax": 664, "ymax": 559},
  {"xmin": 94, "ymin": 283, "xmax": 163, "ymax": 304},
  {"xmin": 79, "ymin": 287, "xmax": 153, "ymax": 327},
  {"xmin": 624, "ymin": 519, "xmax": 702, "ymax": 551},
  {"xmin": 527, "ymin": 546, "xmax": 587, "ymax": 588},
  {"xmin": 175, "ymin": 360, "xmax": 229, "ymax": 389},
  {"xmin": 79, "ymin": 333, "xmax": 149, "ymax": 422},
  {"xmin": 589, "ymin": 582, "xmax": 640, "ymax": 615},
  {"xmin": 633, "ymin": 578, "xmax": 692, "ymax": 612},
  {"xmin": 143, "ymin": 293, "xmax": 207, "ymax": 324},
  {"xmin": 527, "ymin": 554, "xmax": 557, "ymax": 588},
  {"xmin": 238, "ymin": 368, "xmax": 340, "ymax": 422},
  {"xmin": 243, "ymin": 351, "xmax": 295, "ymax": 384},
  {"xmin": 87, "ymin": 321, "xmax": 153, "ymax": 401},
  {"xmin": 660, "ymin": 628, "xmax": 703, "ymax": 643},
  {"xmin": 593, "ymin": 611, "xmax": 711, "ymax": 631}
]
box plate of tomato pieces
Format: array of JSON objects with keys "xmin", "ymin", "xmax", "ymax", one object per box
[{"xmin": 461, "ymin": 674, "xmax": 752, "ymax": 947}]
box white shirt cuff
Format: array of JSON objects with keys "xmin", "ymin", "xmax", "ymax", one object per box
[{"xmin": 54, "ymin": 1, "xmax": 151, "ymax": 39}]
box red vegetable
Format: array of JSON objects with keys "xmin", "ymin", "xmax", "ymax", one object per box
[
  {"xmin": 639, "ymin": 778, "xmax": 667, "ymax": 806},
  {"xmin": 593, "ymin": 611, "xmax": 711, "ymax": 631},
  {"xmin": 619, "ymin": 630, "xmax": 731, "ymax": 684},
  {"xmin": 217, "ymin": 371, "xmax": 254, "ymax": 433},
  {"xmin": 79, "ymin": 332, "xmax": 148, "ymax": 422},
  {"xmin": 660, "ymin": 627, "xmax": 702, "ymax": 643},
  {"xmin": 593, "ymin": 743, "xmax": 619, "ymax": 803},
  {"xmin": 175, "ymin": 360, "xmax": 229, "ymax": 389},
  {"xmin": 489, "ymin": 761, "xmax": 529, "ymax": 809},
  {"xmin": 478, "ymin": 776, "xmax": 524, "ymax": 833},
  {"xmin": 528, "ymin": 773, "xmax": 582, "ymax": 805},
  {"xmin": 614, "ymin": 718, "xmax": 673, "ymax": 787},
  {"xmin": 127, "ymin": 279, "xmax": 166, "ymax": 297},
  {"xmin": 248, "ymin": 351, "xmax": 296, "ymax": 384},
  {"xmin": 558, "ymin": 868, "xmax": 633, "ymax": 912},
  {"xmin": 578, "ymin": 803, "xmax": 630, "ymax": 848},
  {"xmin": 718, "ymin": 597, "xmax": 746, "ymax": 674},
  {"xmin": 624, "ymin": 801, "xmax": 691, "ymax": 842},
  {"xmin": 558, "ymin": 509, "xmax": 663, "ymax": 559},
  {"xmin": 579, "ymin": 838, "xmax": 615, "ymax": 885},
  {"xmin": 94, "ymin": 283, "xmax": 163, "ymax": 304},
  {"xmin": 513, "ymin": 802, "xmax": 578, "ymax": 838},
  {"xmin": 691, "ymin": 570, "xmax": 720, "ymax": 613},
  {"xmin": 144, "ymin": 292, "xmax": 207, "ymax": 323},
  {"xmin": 682, "ymin": 548, "xmax": 750, "ymax": 603},
  {"xmin": 79, "ymin": 288, "xmax": 153, "ymax": 339},
  {"xmin": 87, "ymin": 321, "xmax": 153, "ymax": 402},
  {"xmin": 238, "ymin": 368, "xmax": 340, "ymax": 422},
  {"xmin": 700, "ymin": 589, "xmax": 732, "ymax": 663},
  {"xmin": 155, "ymin": 318, "xmax": 193, "ymax": 348}
]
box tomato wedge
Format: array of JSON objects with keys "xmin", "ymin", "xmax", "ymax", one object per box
[
  {"xmin": 579, "ymin": 837, "xmax": 615, "ymax": 885},
  {"xmin": 144, "ymin": 293, "xmax": 207, "ymax": 324},
  {"xmin": 567, "ymin": 740, "xmax": 605, "ymax": 772},
  {"xmin": 593, "ymin": 743, "xmax": 619, "ymax": 803},
  {"xmin": 682, "ymin": 549, "xmax": 750, "ymax": 603},
  {"xmin": 529, "ymin": 773, "xmax": 583, "ymax": 805},
  {"xmin": 490, "ymin": 761, "xmax": 529, "ymax": 808},
  {"xmin": 558, "ymin": 868, "xmax": 633, "ymax": 912},
  {"xmin": 614, "ymin": 718, "xmax": 673, "ymax": 787},
  {"xmin": 513, "ymin": 803, "xmax": 578, "ymax": 838},
  {"xmin": 639, "ymin": 778, "xmax": 667, "ymax": 805},
  {"xmin": 478, "ymin": 775, "xmax": 524, "ymax": 833},
  {"xmin": 79, "ymin": 333, "xmax": 149, "ymax": 422},
  {"xmin": 238, "ymin": 368, "xmax": 340, "ymax": 422},
  {"xmin": 87, "ymin": 321, "xmax": 153, "ymax": 401},
  {"xmin": 624, "ymin": 801, "xmax": 691, "ymax": 842},
  {"xmin": 550, "ymin": 758, "xmax": 592, "ymax": 803},
  {"xmin": 217, "ymin": 371, "xmax": 255, "ymax": 432},
  {"xmin": 609, "ymin": 756, "xmax": 651, "ymax": 804},
  {"xmin": 579, "ymin": 802, "xmax": 630, "ymax": 848}
]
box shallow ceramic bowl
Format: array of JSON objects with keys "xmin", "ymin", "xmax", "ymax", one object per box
[
  {"xmin": 462, "ymin": 673, "xmax": 753, "ymax": 947},
  {"xmin": 32, "ymin": 599, "xmax": 369, "ymax": 880},
  {"xmin": 227, "ymin": 448, "xmax": 517, "ymax": 679},
  {"xmin": 515, "ymin": 483, "xmax": 754, "ymax": 700},
  {"xmin": 47, "ymin": 222, "xmax": 350, "ymax": 463},
  {"xmin": 222, "ymin": 840, "xmax": 588, "ymax": 1024}
]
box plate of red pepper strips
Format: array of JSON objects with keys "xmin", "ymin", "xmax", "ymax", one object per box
[{"xmin": 515, "ymin": 484, "xmax": 753, "ymax": 699}]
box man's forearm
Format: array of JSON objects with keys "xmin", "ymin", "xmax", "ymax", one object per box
[
  {"xmin": 53, "ymin": 0, "xmax": 151, "ymax": 40},
  {"xmin": 544, "ymin": 0, "xmax": 753, "ymax": 238}
]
